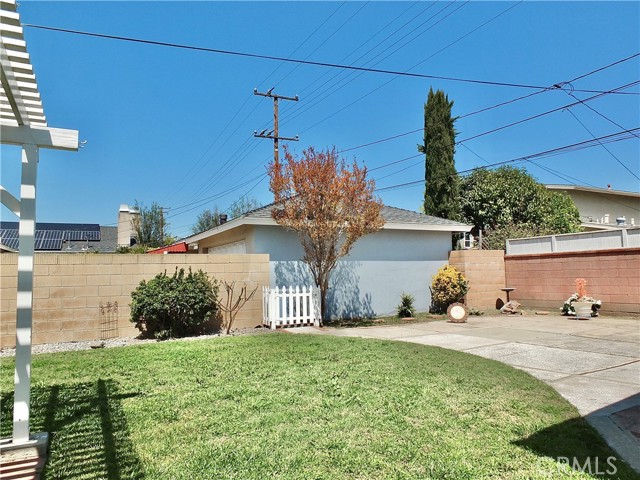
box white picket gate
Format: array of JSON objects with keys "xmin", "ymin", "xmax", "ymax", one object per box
[{"xmin": 262, "ymin": 286, "xmax": 321, "ymax": 330}]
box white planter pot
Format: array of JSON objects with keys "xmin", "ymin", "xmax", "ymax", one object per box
[{"xmin": 573, "ymin": 301, "xmax": 593, "ymax": 320}]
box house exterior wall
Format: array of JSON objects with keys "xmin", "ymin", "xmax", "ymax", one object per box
[
  {"xmin": 250, "ymin": 225, "xmax": 452, "ymax": 318},
  {"xmin": 449, "ymin": 250, "xmax": 506, "ymax": 311},
  {"xmin": 196, "ymin": 225, "xmax": 255, "ymax": 254},
  {"xmin": 547, "ymin": 188, "xmax": 640, "ymax": 227},
  {"xmin": 0, "ymin": 253, "xmax": 269, "ymax": 348},
  {"xmin": 504, "ymin": 248, "xmax": 640, "ymax": 313}
]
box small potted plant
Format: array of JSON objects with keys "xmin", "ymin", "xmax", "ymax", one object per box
[
  {"xmin": 562, "ymin": 278, "xmax": 602, "ymax": 320},
  {"xmin": 397, "ymin": 293, "xmax": 415, "ymax": 320}
]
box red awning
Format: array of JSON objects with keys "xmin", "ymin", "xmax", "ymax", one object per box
[{"xmin": 147, "ymin": 242, "xmax": 188, "ymax": 254}]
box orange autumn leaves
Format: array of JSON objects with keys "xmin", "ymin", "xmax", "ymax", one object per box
[{"xmin": 267, "ymin": 145, "xmax": 384, "ymax": 319}]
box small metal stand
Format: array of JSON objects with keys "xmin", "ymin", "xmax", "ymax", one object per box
[{"xmin": 501, "ymin": 287, "xmax": 516, "ymax": 303}]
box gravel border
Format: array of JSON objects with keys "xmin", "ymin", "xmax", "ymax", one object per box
[{"xmin": 0, "ymin": 327, "xmax": 273, "ymax": 358}]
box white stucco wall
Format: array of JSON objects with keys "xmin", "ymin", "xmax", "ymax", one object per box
[{"xmin": 251, "ymin": 225, "xmax": 452, "ymax": 319}]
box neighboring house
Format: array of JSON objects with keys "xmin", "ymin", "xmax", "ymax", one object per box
[
  {"xmin": 0, "ymin": 222, "xmax": 118, "ymax": 253},
  {"xmin": 183, "ymin": 204, "xmax": 471, "ymax": 319},
  {"xmin": 546, "ymin": 184, "xmax": 640, "ymax": 231},
  {"xmin": 148, "ymin": 242, "xmax": 189, "ymax": 254}
]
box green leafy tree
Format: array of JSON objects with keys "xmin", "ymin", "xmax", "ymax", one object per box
[
  {"xmin": 418, "ymin": 88, "xmax": 460, "ymax": 220},
  {"xmin": 131, "ymin": 201, "xmax": 169, "ymax": 248},
  {"xmin": 459, "ymin": 166, "xmax": 581, "ymax": 249},
  {"xmin": 228, "ymin": 196, "xmax": 261, "ymax": 220},
  {"xmin": 192, "ymin": 207, "xmax": 223, "ymax": 234}
]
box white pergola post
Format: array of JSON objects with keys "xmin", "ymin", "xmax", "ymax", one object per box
[
  {"xmin": 12, "ymin": 144, "xmax": 38, "ymax": 443},
  {"xmin": 0, "ymin": 0, "xmax": 79, "ymax": 451}
]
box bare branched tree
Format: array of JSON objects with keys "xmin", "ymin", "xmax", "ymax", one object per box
[{"xmin": 216, "ymin": 281, "xmax": 259, "ymax": 334}]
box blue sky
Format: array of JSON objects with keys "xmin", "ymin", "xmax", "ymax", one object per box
[{"xmin": 1, "ymin": 1, "xmax": 638, "ymax": 238}]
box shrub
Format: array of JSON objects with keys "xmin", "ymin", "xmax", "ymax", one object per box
[
  {"xmin": 430, "ymin": 265, "xmax": 469, "ymax": 314},
  {"xmin": 116, "ymin": 244, "xmax": 149, "ymax": 254},
  {"xmin": 482, "ymin": 222, "xmax": 549, "ymax": 251},
  {"xmin": 130, "ymin": 268, "xmax": 219, "ymax": 339},
  {"xmin": 396, "ymin": 293, "xmax": 415, "ymax": 318}
]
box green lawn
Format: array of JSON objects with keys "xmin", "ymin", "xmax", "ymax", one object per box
[{"xmin": 0, "ymin": 334, "xmax": 635, "ymax": 479}]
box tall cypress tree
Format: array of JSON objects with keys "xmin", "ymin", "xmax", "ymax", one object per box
[{"xmin": 418, "ymin": 88, "xmax": 460, "ymax": 219}]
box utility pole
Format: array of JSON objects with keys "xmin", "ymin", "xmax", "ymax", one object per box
[{"xmin": 254, "ymin": 88, "xmax": 299, "ymax": 164}]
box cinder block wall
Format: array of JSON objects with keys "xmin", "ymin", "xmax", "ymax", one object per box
[
  {"xmin": 0, "ymin": 253, "xmax": 270, "ymax": 348},
  {"xmin": 449, "ymin": 250, "xmax": 506, "ymax": 312},
  {"xmin": 505, "ymin": 248, "xmax": 640, "ymax": 313}
]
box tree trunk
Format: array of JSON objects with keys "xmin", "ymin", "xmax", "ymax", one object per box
[{"xmin": 319, "ymin": 285, "xmax": 327, "ymax": 327}]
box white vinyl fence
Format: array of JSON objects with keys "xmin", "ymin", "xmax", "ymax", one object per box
[
  {"xmin": 506, "ymin": 227, "xmax": 640, "ymax": 255},
  {"xmin": 263, "ymin": 286, "xmax": 321, "ymax": 330}
]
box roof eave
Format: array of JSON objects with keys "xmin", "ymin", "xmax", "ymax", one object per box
[
  {"xmin": 185, "ymin": 216, "xmax": 472, "ymax": 247},
  {"xmin": 382, "ymin": 222, "xmax": 471, "ymax": 232},
  {"xmin": 546, "ymin": 184, "xmax": 640, "ymax": 199}
]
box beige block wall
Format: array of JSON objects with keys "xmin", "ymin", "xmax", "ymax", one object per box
[
  {"xmin": 449, "ymin": 250, "xmax": 506, "ymax": 312},
  {"xmin": 0, "ymin": 253, "xmax": 270, "ymax": 348}
]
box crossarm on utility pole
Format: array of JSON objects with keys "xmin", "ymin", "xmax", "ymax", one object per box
[{"xmin": 253, "ymin": 88, "xmax": 299, "ymax": 164}]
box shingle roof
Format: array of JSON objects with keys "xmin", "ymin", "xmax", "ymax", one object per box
[
  {"xmin": 0, "ymin": 222, "xmax": 118, "ymax": 252},
  {"xmin": 240, "ymin": 203, "xmax": 469, "ymax": 227},
  {"xmin": 184, "ymin": 202, "xmax": 470, "ymax": 245}
]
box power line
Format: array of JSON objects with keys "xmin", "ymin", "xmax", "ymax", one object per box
[
  {"xmin": 166, "ymin": 3, "xmax": 436, "ymax": 211},
  {"xmin": 457, "ymin": 80, "xmax": 640, "ymax": 144},
  {"xmin": 357, "ymin": 79, "xmax": 639, "ymax": 176},
  {"xmin": 253, "ymin": 89, "xmax": 300, "ymax": 164},
  {"xmin": 162, "ymin": 95, "xmax": 256, "ymax": 205},
  {"xmin": 164, "ymin": 5, "xmax": 354, "ymax": 208},
  {"xmin": 348, "ymin": 79, "xmax": 640, "ymax": 157},
  {"xmin": 262, "ymin": 1, "xmax": 348, "ymax": 89},
  {"xmin": 338, "ymin": 53, "xmax": 640, "ymax": 153},
  {"xmin": 270, "ymin": 2, "xmax": 370, "ymax": 88},
  {"xmin": 288, "ymin": 1, "xmax": 424, "ymax": 100},
  {"xmin": 167, "ymin": 175, "xmax": 266, "ymax": 219},
  {"xmin": 566, "ymin": 91, "xmax": 640, "ymax": 140},
  {"xmin": 563, "ymin": 108, "xmax": 640, "ymax": 181},
  {"xmin": 24, "ymin": 23, "xmax": 637, "ymax": 95},
  {"xmin": 166, "ymin": 79, "xmax": 638, "ymax": 216},
  {"xmin": 374, "ymin": 127, "xmax": 640, "ymax": 192},
  {"xmin": 282, "ymin": 1, "xmax": 491, "ymax": 132}
]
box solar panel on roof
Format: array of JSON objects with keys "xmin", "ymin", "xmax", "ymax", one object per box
[
  {"xmin": 0, "ymin": 222, "xmax": 102, "ymax": 251},
  {"xmin": 1, "ymin": 238, "xmax": 19, "ymax": 250},
  {"xmin": 35, "ymin": 238, "xmax": 64, "ymax": 250},
  {"xmin": 0, "ymin": 229, "xmax": 18, "ymax": 239},
  {"xmin": 64, "ymin": 230, "xmax": 100, "ymax": 241}
]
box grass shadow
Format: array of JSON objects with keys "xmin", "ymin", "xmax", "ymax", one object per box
[
  {"xmin": 513, "ymin": 416, "xmax": 638, "ymax": 479},
  {"xmin": 1, "ymin": 379, "xmax": 144, "ymax": 479}
]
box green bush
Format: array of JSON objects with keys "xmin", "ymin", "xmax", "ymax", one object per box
[
  {"xmin": 396, "ymin": 293, "xmax": 415, "ymax": 318},
  {"xmin": 116, "ymin": 245, "xmax": 149, "ymax": 254},
  {"xmin": 429, "ymin": 265, "xmax": 469, "ymax": 314},
  {"xmin": 130, "ymin": 268, "xmax": 219, "ymax": 339},
  {"xmin": 482, "ymin": 222, "xmax": 550, "ymax": 251}
]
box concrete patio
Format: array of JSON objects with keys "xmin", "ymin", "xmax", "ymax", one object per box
[{"xmin": 289, "ymin": 314, "xmax": 640, "ymax": 471}]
